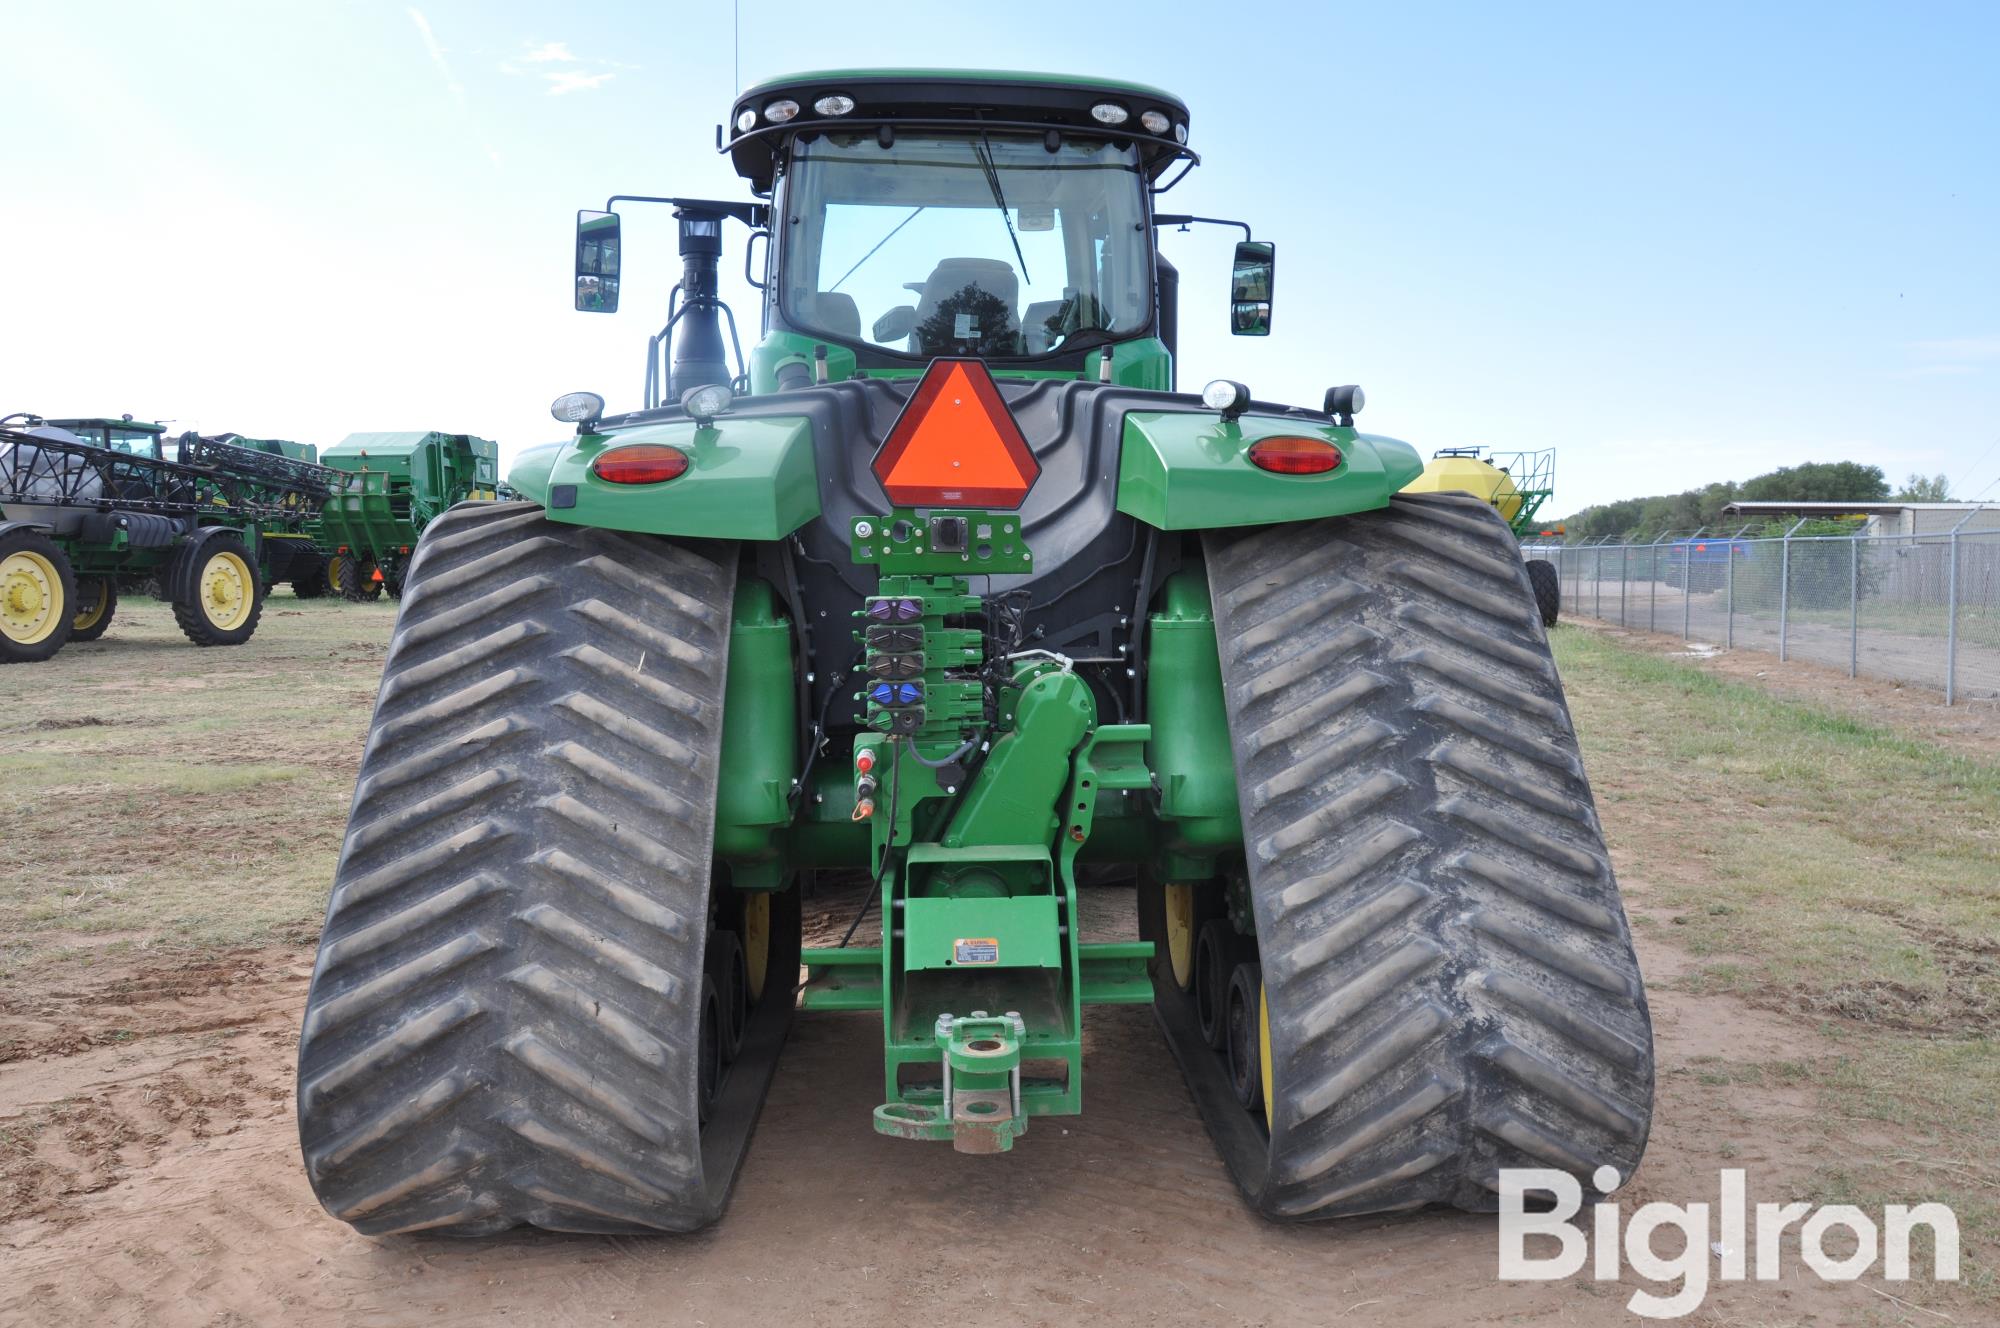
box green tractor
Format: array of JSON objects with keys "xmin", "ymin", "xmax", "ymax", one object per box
[
  {"xmin": 296, "ymin": 70, "xmax": 1652, "ymax": 1234},
  {"xmin": 315, "ymin": 431, "xmax": 501, "ymax": 600}
]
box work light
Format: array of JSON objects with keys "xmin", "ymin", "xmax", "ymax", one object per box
[
  {"xmin": 1201, "ymin": 379, "xmax": 1251, "ymax": 419},
  {"xmin": 681, "ymin": 383, "xmax": 733, "ymax": 423}
]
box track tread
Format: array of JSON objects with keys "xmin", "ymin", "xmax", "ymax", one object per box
[
  {"xmin": 296, "ymin": 500, "xmax": 754, "ymax": 1235},
  {"xmin": 1200, "ymin": 490, "xmax": 1653, "ymax": 1219}
]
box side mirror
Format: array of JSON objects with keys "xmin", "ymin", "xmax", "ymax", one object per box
[
  {"xmin": 575, "ymin": 209, "xmax": 621, "ymax": 313},
  {"xmin": 1229, "ymin": 241, "xmax": 1274, "ymax": 336},
  {"xmin": 871, "ymin": 305, "xmax": 918, "ymax": 343}
]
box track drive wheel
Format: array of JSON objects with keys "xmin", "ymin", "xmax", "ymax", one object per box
[
  {"xmin": 1149, "ymin": 491, "xmax": 1652, "ymax": 1221},
  {"xmin": 296, "ymin": 501, "xmax": 801, "ymax": 1235},
  {"xmin": 1526, "ymin": 558, "xmax": 1560, "ymax": 628},
  {"xmin": 171, "ymin": 531, "xmax": 263, "ymax": 647},
  {"xmin": 70, "ymin": 576, "xmax": 118, "ymax": 642},
  {"xmin": 0, "ymin": 529, "xmax": 75, "ymax": 663}
]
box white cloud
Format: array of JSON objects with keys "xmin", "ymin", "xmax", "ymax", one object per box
[
  {"xmin": 406, "ymin": 8, "xmax": 463, "ymax": 103},
  {"xmin": 406, "ymin": 8, "xmax": 501, "ymax": 168},
  {"xmin": 544, "ymin": 69, "xmax": 616, "ymax": 96},
  {"xmin": 1913, "ymin": 335, "xmax": 2000, "ymax": 361},
  {"xmin": 499, "ymin": 37, "xmax": 627, "ymax": 94}
]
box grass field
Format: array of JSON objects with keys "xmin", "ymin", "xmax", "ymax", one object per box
[
  {"xmin": 0, "ymin": 596, "xmax": 393, "ymax": 982},
  {"xmin": 1554, "ymin": 627, "xmax": 2000, "ymax": 1294}
]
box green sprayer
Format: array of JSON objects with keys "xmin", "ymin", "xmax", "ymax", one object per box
[
  {"xmin": 296, "ymin": 70, "xmax": 1653, "ymax": 1234},
  {"xmin": 1, "ymin": 414, "xmax": 337, "ymax": 659}
]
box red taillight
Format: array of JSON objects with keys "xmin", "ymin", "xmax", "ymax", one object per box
[
  {"xmin": 592, "ymin": 444, "xmax": 690, "ymax": 485},
  {"xmin": 1247, "ymin": 436, "xmax": 1342, "ymax": 475}
]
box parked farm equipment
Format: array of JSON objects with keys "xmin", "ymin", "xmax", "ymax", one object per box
[
  {"xmin": 0, "ymin": 413, "xmax": 340, "ymax": 660},
  {"xmin": 1405, "ymin": 446, "xmax": 1562, "ymax": 625},
  {"xmin": 315, "ymin": 431, "xmax": 501, "ymax": 599},
  {"xmin": 296, "ymin": 69, "xmax": 1653, "ymax": 1236}
]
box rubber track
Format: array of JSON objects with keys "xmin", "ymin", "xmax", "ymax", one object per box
[
  {"xmin": 296, "ymin": 500, "xmax": 759, "ymax": 1235},
  {"xmin": 1191, "ymin": 491, "xmax": 1652, "ymax": 1219}
]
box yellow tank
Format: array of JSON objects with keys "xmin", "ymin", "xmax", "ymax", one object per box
[{"xmin": 1402, "ymin": 454, "xmax": 1524, "ymax": 524}]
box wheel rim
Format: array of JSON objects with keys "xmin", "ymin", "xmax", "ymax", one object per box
[
  {"xmin": 1, "ymin": 550, "xmax": 63, "ymax": 645},
  {"xmin": 72, "ymin": 579, "xmax": 110, "ymax": 632},
  {"xmin": 1165, "ymin": 883, "xmax": 1196, "ymax": 989},
  {"xmin": 1258, "ymin": 983, "xmax": 1274, "ymax": 1131},
  {"xmin": 743, "ymin": 892, "xmax": 771, "ymax": 1000},
  {"xmin": 326, "ymin": 553, "xmax": 348, "ymax": 589},
  {"xmin": 200, "ymin": 550, "xmax": 254, "ymax": 629}
]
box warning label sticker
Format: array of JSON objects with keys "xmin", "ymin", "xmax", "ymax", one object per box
[{"xmin": 953, "ymin": 937, "xmax": 999, "ymax": 965}]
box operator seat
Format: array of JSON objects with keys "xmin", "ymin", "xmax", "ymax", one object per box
[
  {"xmin": 796, "ymin": 291, "xmax": 861, "ymax": 340},
  {"xmin": 912, "ymin": 258, "xmax": 1019, "ymax": 350}
]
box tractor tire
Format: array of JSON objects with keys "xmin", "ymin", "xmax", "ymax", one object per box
[
  {"xmin": 296, "ymin": 501, "xmax": 800, "ymax": 1236},
  {"xmin": 70, "ymin": 576, "xmax": 118, "ymax": 642},
  {"xmin": 336, "ymin": 554, "xmax": 383, "ymax": 602},
  {"xmin": 291, "ymin": 555, "xmax": 331, "ymax": 599},
  {"xmin": 1526, "ymin": 558, "xmax": 1560, "ymax": 628},
  {"xmin": 0, "ymin": 528, "xmax": 76, "ymax": 664},
  {"xmin": 1151, "ymin": 491, "xmax": 1652, "ymax": 1221},
  {"xmin": 170, "ymin": 530, "xmax": 264, "ymax": 647},
  {"xmin": 324, "ymin": 551, "xmax": 351, "ymax": 598}
]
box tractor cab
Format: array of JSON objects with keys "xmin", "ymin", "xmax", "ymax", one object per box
[
  {"xmin": 569, "ymin": 70, "xmax": 1275, "ymax": 402},
  {"xmin": 38, "ymin": 416, "xmax": 169, "ymax": 457}
]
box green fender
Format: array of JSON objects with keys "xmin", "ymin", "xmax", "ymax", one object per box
[
  {"xmin": 506, "ymin": 417, "xmax": 821, "ymax": 540},
  {"xmin": 1117, "ymin": 411, "xmax": 1424, "ymax": 529}
]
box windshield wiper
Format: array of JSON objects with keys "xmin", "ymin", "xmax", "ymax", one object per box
[
  {"xmin": 971, "ymin": 128, "xmax": 1030, "ymax": 285},
  {"xmin": 830, "ymin": 206, "xmax": 925, "ymax": 292}
]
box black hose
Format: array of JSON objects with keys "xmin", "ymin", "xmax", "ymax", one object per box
[{"xmin": 839, "ymin": 739, "xmax": 901, "ymax": 948}]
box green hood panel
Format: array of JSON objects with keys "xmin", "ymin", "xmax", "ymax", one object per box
[
  {"xmin": 1116, "ymin": 412, "xmax": 1424, "ymax": 530},
  {"xmin": 509, "ymin": 417, "xmax": 821, "ymax": 541}
]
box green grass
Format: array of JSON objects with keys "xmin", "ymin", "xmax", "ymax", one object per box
[
  {"xmin": 0, "ymin": 595, "xmax": 394, "ymax": 978},
  {"xmin": 1553, "ymin": 626, "xmax": 2000, "ymax": 1034},
  {"xmin": 1555, "ymin": 624, "xmax": 2000, "ymax": 1299}
]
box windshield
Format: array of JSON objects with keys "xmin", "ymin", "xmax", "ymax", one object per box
[{"xmin": 779, "ymin": 132, "xmax": 1151, "ymax": 359}]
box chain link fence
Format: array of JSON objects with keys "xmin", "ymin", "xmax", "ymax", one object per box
[{"xmin": 1525, "ymin": 528, "xmax": 2000, "ymax": 704}]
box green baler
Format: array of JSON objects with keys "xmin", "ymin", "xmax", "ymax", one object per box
[
  {"xmin": 296, "ymin": 70, "xmax": 1654, "ymax": 1235},
  {"xmin": 315, "ymin": 430, "xmax": 499, "ymax": 599}
]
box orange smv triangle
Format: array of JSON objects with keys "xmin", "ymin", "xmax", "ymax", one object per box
[{"xmin": 872, "ymin": 358, "xmax": 1040, "ymax": 509}]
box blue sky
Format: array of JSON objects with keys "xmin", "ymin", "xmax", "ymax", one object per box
[{"xmin": 3, "ymin": 1, "xmax": 1996, "ymax": 514}]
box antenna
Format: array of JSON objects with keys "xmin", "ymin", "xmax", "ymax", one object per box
[{"xmin": 733, "ymin": 0, "xmax": 739, "ymax": 92}]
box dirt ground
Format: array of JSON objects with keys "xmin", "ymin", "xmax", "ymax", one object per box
[{"xmin": 0, "ymin": 602, "xmax": 1988, "ymax": 1327}]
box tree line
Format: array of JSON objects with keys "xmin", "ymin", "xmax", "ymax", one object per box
[{"xmin": 1550, "ymin": 463, "xmax": 1952, "ymax": 542}]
